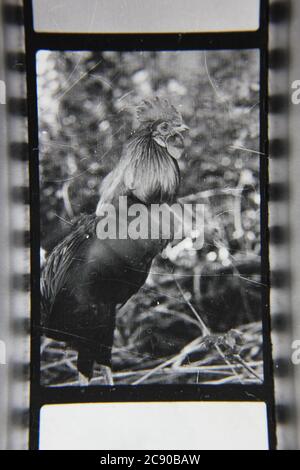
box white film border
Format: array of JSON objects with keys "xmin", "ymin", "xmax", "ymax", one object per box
[
  {"xmin": 39, "ymin": 402, "xmax": 269, "ymax": 450},
  {"xmin": 32, "ymin": 0, "xmax": 260, "ymax": 33}
]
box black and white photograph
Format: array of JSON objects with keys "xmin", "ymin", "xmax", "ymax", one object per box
[{"xmin": 37, "ymin": 49, "xmax": 264, "ymax": 387}]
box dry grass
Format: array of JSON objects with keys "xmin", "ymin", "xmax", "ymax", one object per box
[{"xmin": 41, "ymin": 321, "xmax": 263, "ymax": 386}]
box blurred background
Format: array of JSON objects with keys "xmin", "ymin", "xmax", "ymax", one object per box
[{"xmin": 37, "ymin": 49, "xmax": 263, "ymax": 386}]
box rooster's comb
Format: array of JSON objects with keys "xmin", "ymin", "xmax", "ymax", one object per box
[{"xmin": 136, "ymin": 97, "xmax": 182, "ymax": 126}]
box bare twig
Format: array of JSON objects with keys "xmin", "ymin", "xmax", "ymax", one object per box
[{"xmin": 171, "ymin": 273, "xmax": 243, "ymax": 383}]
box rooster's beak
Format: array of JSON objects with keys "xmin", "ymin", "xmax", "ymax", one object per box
[
  {"xmin": 173, "ymin": 123, "xmax": 189, "ymax": 148},
  {"xmin": 176, "ymin": 124, "xmax": 189, "ymax": 133}
]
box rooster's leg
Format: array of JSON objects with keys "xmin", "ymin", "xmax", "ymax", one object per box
[
  {"xmin": 100, "ymin": 365, "xmax": 114, "ymax": 385},
  {"xmin": 77, "ymin": 348, "xmax": 94, "ymax": 385}
]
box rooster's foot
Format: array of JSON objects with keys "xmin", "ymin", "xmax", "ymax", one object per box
[
  {"xmin": 87, "ymin": 366, "xmax": 114, "ymax": 386},
  {"xmin": 79, "ymin": 366, "xmax": 113, "ymax": 386},
  {"xmin": 78, "ymin": 372, "xmax": 90, "ymax": 387},
  {"xmin": 100, "ymin": 365, "xmax": 114, "ymax": 385}
]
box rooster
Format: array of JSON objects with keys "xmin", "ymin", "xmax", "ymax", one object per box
[{"xmin": 41, "ymin": 97, "xmax": 188, "ymax": 385}]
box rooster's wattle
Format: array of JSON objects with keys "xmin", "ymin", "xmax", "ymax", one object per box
[{"xmin": 41, "ymin": 97, "xmax": 188, "ymax": 384}]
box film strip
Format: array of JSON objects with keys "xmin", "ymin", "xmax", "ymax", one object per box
[
  {"xmin": 268, "ymin": 0, "xmax": 299, "ymax": 450},
  {"xmin": 1, "ymin": 0, "xmax": 30, "ymax": 450},
  {"xmin": 0, "ymin": 0, "xmax": 299, "ymax": 450}
]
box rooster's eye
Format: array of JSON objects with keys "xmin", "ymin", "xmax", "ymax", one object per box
[{"xmin": 156, "ymin": 121, "xmax": 170, "ymax": 135}]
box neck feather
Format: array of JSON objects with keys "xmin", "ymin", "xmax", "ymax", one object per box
[{"xmin": 98, "ymin": 130, "xmax": 180, "ymax": 207}]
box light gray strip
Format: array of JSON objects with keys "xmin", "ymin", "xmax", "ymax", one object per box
[
  {"xmin": 1, "ymin": 0, "xmax": 30, "ymax": 451},
  {"xmin": 32, "ymin": 0, "xmax": 260, "ymax": 33},
  {"xmin": 269, "ymin": 0, "xmax": 298, "ymax": 450},
  {"xmin": 0, "ymin": 1, "xmax": 10, "ymax": 452},
  {"xmin": 289, "ymin": 0, "xmax": 300, "ymax": 450}
]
